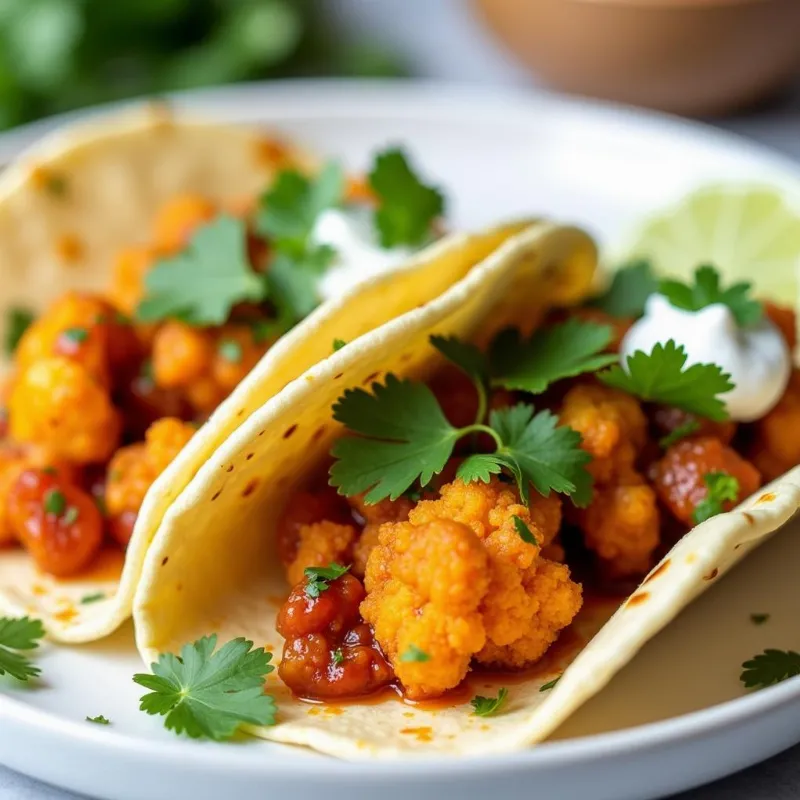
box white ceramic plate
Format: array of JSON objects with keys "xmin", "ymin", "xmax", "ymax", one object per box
[{"xmin": 1, "ymin": 80, "xmax": 800, "ymax": 800}]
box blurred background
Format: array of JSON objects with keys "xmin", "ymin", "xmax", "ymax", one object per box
[{"xmin": 1, "ymin": 0, "xmax": 800, "ymax": 141}]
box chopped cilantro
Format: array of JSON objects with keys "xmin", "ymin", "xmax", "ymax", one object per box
[
  {"xmin": 470, "ymin": 687, "xmax": 508, "ymax": 717},
  {"xmin": 5, "ymin": 307, "xmax": 34, "ymax": 355},
  {"xmin": 589, "ymin": 259, "xmax": 658, "ymax": 318},
  {"xmin": 539, "ymin": 676, "xmax": 561, "ymax": 692},
  {"xmin": 250, "ymin": 319, "xmax": 273, "ymax": 345},
  {"xmin": 513, "ymin": 515, "xmax": 538, "ymax": 546},
  {"xmin": 332, "ymin": 648, "xmax": 344, "ymax": 666},
  {"xmin": 62, "ymin": 327, "xmax": 88, "ymax": 344},
  {"xmin": 369, "ymin": 148, "xmax": 444, "ymax": 247},
  {"xmin": 217, "ymin": 339, "xmax": 243, "ymax": 364},
  {"xmin": 44, "ymin": 174, "xmax": 68, "ymax": 197},
  {"xmin": 659, "ymin": 265, "xmax": 762, "ymax": 327},
  {"xmin": 43, "ymin": 489, "xmax": 67, "ymax": 516},
  {"xmin": 304, "ymin": 563, "xmax": 350, "ymax": 598},
  {"xmin": 332, "ymin": 338, "xmax": 347, "ymax": 352},
  {"xmin": 86, "ymin": 715, "xmax": 110, "ymax": 725},
  {"xmin": 692, "ymin": 472, "xmax": 739, "ymax": 524},
  {"xmin": 0, "ymin": 616, "xmax": 44, "ymax": 681},
  {"xmin": 659, "ymin": 419, "xmax": 701, "ymax": 449},
  {"xmin": 750, "ymin": 613, "xmax": 770, "ymax": 626},
  {"xmin": 133, "ymin": 635, "xmax": 276, "ymax": 740},
  {"xmin": 399, "ymin": 645, "xmax": 430, "ymax": 663},
  {"xmin": 63, "ymin": 506, "xmax": 79, "ymax": 526},
  {"xmin": 598, "ymin": 340, "xmax": 734, "ymax": 422},
  {"xmin": 80, "ymin": 592, "xmax": 106, "ymax": 605},
  {"xmin": 136, "ymin": 216, "xmax": 267, "ymax": 326},
  {"xmin": 741, "ymin": 649, "xmax": 800, "ymax": 690}
]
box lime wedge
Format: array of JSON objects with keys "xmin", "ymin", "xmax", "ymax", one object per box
[{"xmin": 617, "ymin": 184, "xmax": 800, "ymax": 302}]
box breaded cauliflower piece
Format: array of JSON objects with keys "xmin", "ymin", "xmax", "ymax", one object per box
[
  {"xmin": 9, "ymin": 357, "xmax": 120, "ymax": 464},
  {"xmin": 349, "ymin": 493, "xmax": 413, "ymax": 577},
  {"xmin": 577, "ymin": 477, "xmax": 660, "ymax": 577},
  {"xmin": 559, "ymin": 383, "xmax": 648, "ymax": 483},
  {"xmin": 285, "ymin": 521, "xmax": 359, "ymax": 587},
  {"xmin": 750, "ymin": 369, "xmax": 800, "ymax": 481},
  {"xmin": 361, "ymin": 518, "xmax": 489, "ymax": 699},
  {"xmin": 106, "ymin": 417, "xmax": 195, "ymax": 530},
  {"xmin": 362, "ymin": 479, "xmax": 581, "ymax": 697}
]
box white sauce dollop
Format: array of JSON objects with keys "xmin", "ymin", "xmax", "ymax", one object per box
[
  {"xmin": 311, "ymin": 207, "xmax": 415, "ymax": 301},
  {"xmin": 620, "ymin": 294, "xmax": 791, "ymax": 422}
]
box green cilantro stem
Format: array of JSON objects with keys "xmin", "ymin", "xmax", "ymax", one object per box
[{"xmin": 460, "ymin": 422, "xmax": 503, "ymax": 450}]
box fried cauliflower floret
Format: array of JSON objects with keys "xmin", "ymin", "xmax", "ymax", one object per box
[
  {"xmin": 476, "ymin": 559, "xmax": 583, "ymax": 668},
  {"xmin": 0, "ymin": 446, "xmax": 27, "ymax": 545},
  {"xmin": 285, "ymin": 521, "xmax": 359, "ymax": 587},
  {"xmin": 577, "ymin": 478, "xmax": 660, "ymax": 577},
  {"xmin": 349, "ymin": 493, "xmax": 413, "ymax": 576},
  {"xmin": 152, "ymin": 321, "xmax": 212, "ymax": 388},
  {"xmin": 560, "ymin": 383, "xmax": 648, "ymax": 483},
  {"xmin": 106, "ymin": 417, "xmax": 194, "ymax": 517},
  {"xmin": 750, "ymin": 369, "xmax": 800, "ymax": 481},
  {"xmin": 9, "ymin": 357, "xmax": 120, "ymax": 463},
  {"xmin": 361, "ymin": 519, "xmax": 489, "ymax": 699},
  {"xmin": 108, "ymin": 246, "xmax": 154, "ymax": 316}
]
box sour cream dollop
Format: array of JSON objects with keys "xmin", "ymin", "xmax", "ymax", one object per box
[
  {"xmin": 620, "ymin": 294, "xmax": 791, "ymax": 422},
  {"xmin": 311, "ymin": 207, "xmax": 415, "ymax": 301}
]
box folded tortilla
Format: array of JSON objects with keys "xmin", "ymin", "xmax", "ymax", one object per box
[
  {"xmin": 0, "ymin": 108, "xmax": 537, "ymax": 642},
  {"xmin": 133, "ymin": 220, "xmax": 800, "ymax": 758}
]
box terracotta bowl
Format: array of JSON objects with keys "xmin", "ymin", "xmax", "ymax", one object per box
[{"xmin": 474, "ymin": 0, "xmax": 800, "ymax": 116}]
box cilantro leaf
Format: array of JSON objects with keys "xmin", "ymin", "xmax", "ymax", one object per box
[
  {"xmin": 133, "ymin": 635, "xmax": 276, "ymax": 741},
  {"xmin": 369, "ymin": 148, "xmax": 444, "ymax": 247},
  {"xmin": 491, "ymin": 404, "xmax": 593, "ymax": 506},
  {"xmin": 659, "ymin": 265, "xmax": 763, "ymax": 327},
  {"xmin": 456, "ymin": 454, "xmax": 504, "ymax": 484},
  {"xmin": 598, "ymin": 340, "xmax": 734, "ymax": 422},
  {"xmin": 332, "ymin": 648, "xmax": 344, "ymax": 666},
  {"xmin": 539, "ymin": 676, "xmax": 561, "ymax": 692},
  {"xmin": 44, "ymin": 489, "xmax": 66, "ymax": 516},
  {"xmin": 430, "ymin": 335, "xmax": 489, "ymax": 387},
  {"xmin": 136, "ymin": 216, "xmax": 266, "ymax": 326},
  {"xmin": 332, "ymin": 338, "xmax": 347, "ymax": 352},
  {"xmin": 330, "ymin": 375, "xmax": 462, "ymax": 503},
  {"xmin": 741, "ymin": 649, "xmax": 800, "ymax": 689},
  {"xmin": 692, "ymin": 471, "xmax": 739, "ymax": 524},
  {"xmin": 5, "ymin": 307, "xmax": 34, "ymax": 355},
  {"xmin": 304, "ymin": 563, "xmax": 350, "ymax": 598},
  {"xmin": 490, "ymin": 320, "xmax": 617, "ymax": 394},
  {"xmin": 659, "ymin": 419, "xmax": 701, "ymax": 449},
  {"xmin": 80, "ymin": 592, "xmax": 105, "ymax": 605},
  {"xmin": 470, "ymin": 687, "xmax": 508, "ymax": 717},
  {"xmin": 513, "ymin": 515, "xmax": 538, "ymax": 545},
  {"xmin": 86, "ymin": 715, "xmax": 110, "ymax": 725},
  {"xmin": 0, "ymin": 616, "xmax": 44, "ymax": 681},
  {"xmin": 400, "ymin": 645, "xmax": 430, "ymax": 663},
  {"xmin": 589, "ymin": 259, "xmax": 657, "ymax": 318}
]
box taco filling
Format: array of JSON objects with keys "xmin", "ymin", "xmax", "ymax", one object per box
[
  {"xmin": 0, "ymin": 147, "xmax": 443, "ymax": 580},
  {"xmin": 271, "ymin": 263, "xmax": 797, "ymax": 703}
]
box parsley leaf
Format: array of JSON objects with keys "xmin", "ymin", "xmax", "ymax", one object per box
[
  {"xmin": 750, "ymin": 614, "xmax": 770, "ymax": 626},
  {"xmin": 369, "ymin": 148, "xmax": 444, "ymax": 247},
  {"xmin": 598, "ymin": 340, "xmax": 734, "ymax": 422},
  {"xmin": 136, "ymin": 216, "xmax": 266, "ymax": 326},
  {"xmin": 430, "ymin": 335, "xmax": 489, "ymax": 387},
  {"xmin": 456, "ymin": 454, "xmax": 504, "ymax": 485},
  {"xmin": 332, "ymin": 648, "xmax": 344, "ymax": 666},
  {"xmin": 490, "ymin": 320, "xmax": 617, "ymax": 394},
  {"xmin": 741, "ymin": 649, "xmax": 800, "ymax": 689},
  {"xmin": 589, "ymin": 259, "xmax": 658, "ymax": 319},
  {"xmin": 332, "ymin": 338, "xmax": 347, "ymax": 352},
  {"xmin": 513, "ymin": 515, "xmax": 538, "ymax": 545},
  {"xmin": 44, "ymin": 489, "xmax": 66, "ymax": 516},
  {"xmin": 470, "ymin": 687, "xmax": 508, "ymax": 717},
  {"xmin": 5, "ymin": 307, "xmax": 34, "ymax": 355},
  {"xmin": 304, "ymin": 563, "xmax": 350, "ymax": 598},
  {"xmin": 400, "ymin": 645, "xmax": 430, "ymax": 663},
  {"xmin": 133, "ymin": 635, "xmax": 276, "ymax": 741},
  {"xmin": 659, "ymin": 265, "xmax": 763, "ymax": 327},
  {"xmin": 0, "ymin": 616, "xmax": 44, "ymax": 681},
  {"xmin": 659, "ymin": 419, "xmax": 701, "ymax": 449},
  {"xmin": 692, "ymin": 472, "xmax": 739, "ymax": 524},
  {"xmin": 539, "ymin": 676, "xmax": 561, "ymax": 692},
  {"xmin": 86, "ymin": 715, "xmax": 110, "ymax": 725}
]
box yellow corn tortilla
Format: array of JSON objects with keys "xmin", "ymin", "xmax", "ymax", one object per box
[{"xmin": 132, "ymin": 220, "xmax": 800, "ymax": 758}]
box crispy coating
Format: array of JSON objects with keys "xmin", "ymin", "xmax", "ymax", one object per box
[
  {"xmin": 0, "ymin": 445, "xmax": 27, "ymax": 545},
  {"xmin": 349, "ymin": 494, "xmax": 413, "ymax": 577},
  {"xmin": 108, "ymin": 246, "xmax": 154, "ymax": 316},
  {"xmin": 559, "ymin": 383, "xmax": 647, "ymax": 483},
  {"xmin": 152, "ymin": 321, "xmax": 212, "ymax": 388},
  {"xmin": 362, "ymin": 479, "xmax": 581, "ymax": 698},
  {"xmin": 361, "ymin": 518, "xmax": 490, "ymax": 699},
  {"xmin": 105, "ymin": 417, "xmax": 194, "ymax": 523},
  {"xmin": 9, "ymin": 357, "xmax": 120, "ymax": 464},
  {"xmin": 210, "ymin": 324, "xmax": 269, "ymax": 395},
  {"xmin": 750, "ymin": 369, "xmax": 800, "ymax": 481},
  {"xmin": 285, "ymin": 521, "xmax": 359, "ymax": 587},
  {"xmin": 577, "ymin": 477, "xmax": 660, "ymax": 577}
]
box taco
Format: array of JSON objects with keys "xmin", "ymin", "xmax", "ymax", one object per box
[
  {"xmin": 133, "ymin": 220, "xmax": 800, "ymax": 758},
  {"xmin": 0, "ymin": 105, "xmax": 528, "ymax": 643}
]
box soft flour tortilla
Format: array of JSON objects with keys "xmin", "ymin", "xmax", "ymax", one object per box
[{"xmin": 133, "ymin": 220, "xmax": 800, "ymax": 758}]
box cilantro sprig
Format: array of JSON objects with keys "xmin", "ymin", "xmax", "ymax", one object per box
[
  {"xmin": 599, "ymin": 340, "xmax": 734, "ymax": 422},
  {"xmin": 659, "ymin": 419, "xmax": 701, "ymax": 449},
  {"xmin": 304, "ymin": 563, "xmax": 350, "ymax": 598},
  {"xmin": 471, "ymin": 687, "xmax": 508, "ymax": 717},
  {"xmin": 0, "ymin": 616, "xmax": 45, "ymax": 682},
  {"xmin": 741, "ymin": 649, "xmax": 800, "ymax": 689},
  {"xmin": 369, "ymin": 148, "xmax": 444, "ymax": 247},
  {"xmin": 692, "ymin": 472, "xmax": 739, "ymax": 524},
  {"xmin": 5, "ymin": 307, "xmax": 34, "ymax": 355},
  {"xmin": 133, "ymin": 635, "xmax": 276, "ymax": 741},
  {"xmin": 659, "ymin": 265, "xmax": 763, "ymax": 327},
  {"xmin": 589, "ymin": 259, "xmax": 658, "ymax": 319},
  {"xmin": 400, "ymin": 645, "xmax": 430, "ymax": 663}
]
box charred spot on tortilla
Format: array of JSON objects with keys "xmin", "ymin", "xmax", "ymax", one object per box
[
  {"xmin": 703, "ymin": 568, "xmax": 719, "ymax": 581},
  {"xmin": 627, "ymin": 591, "xmax": 650, "ymax": 607},
  {"xmin": 242, "ymin": 479, "xmax": 259, "ymax": 498},
  {"xmin": 255, "ymin": 137, "xmax": 292, "ymax": 169},
  {"xmin": 54, "ymin": 234, "xmax": 84, "ymax": 263},
  {"xmin": 211, "ymin": 490, "xmax": 222, "ymax": 501},
  {"xmin": 362, "ymin": 372, "xmax": 381, "ymax": 385},
  {"xmin": 30, "ymin": 166, "xmax": 68, "ymax": 198},
  {"xmin": 644, "ymin": 558, "xmax": 671, "ymax": 583},
  {"xmin": 225, "ymin": 465, "xmax": 234, "ymax": 473},
  {"xmin": 311, "ymin": 425, "xmax": 327, "ymax": 443},
  {"xmin": 245, "ymin": 453, "xmax": 254, "ymax": 461},
  {"xmin": 742, "ymin": 512, "xmax": 755, "ymax": 525},
  {"xmin": 334, "ymin": 372, "xmax": 344, "ymax": 380},
  {"xmin": 757, "ymin": 492, "xmax": 776, "ymax": 504},
  {"xmin": 161, "ymin": 557, "xmax": 169, "ymax": 567},
  {"xmin": 283, "ymin": 424, "xmax": 298, "ymax": 439}
]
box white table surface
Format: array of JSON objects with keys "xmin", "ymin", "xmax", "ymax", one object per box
[{"xmin": 2, "ymin": 1, "xmax": 800, "ymax": 796}]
